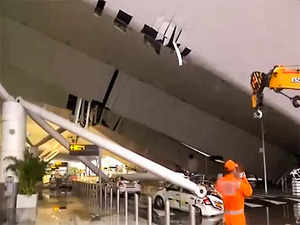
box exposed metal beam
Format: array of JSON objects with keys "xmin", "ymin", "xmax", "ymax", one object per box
[
  {"xmin": 27, "ymin": 111, "xmax": 108, "ymax": 180},
  {"xmin": 78, "ymin": 156, "xmax": 108, "ymax": 181},
  {"xmin": 0, "ymin": 83, "xmax": 108, "ymax": 180},
  {"xmin": 34, "ymin": 127, "xmax": 66, "ymax": 147},
  {"xmin": 28, "ymin": 111, "xmax": 70, "ymax": 149},
  {"xmin": 26, "ymin": 137, "xmax": 33, "ymax": 147},
  {"xmin": 0, "ymin": 83, "xmax": 14, "ymax": 101},
  {"xmin": 18, "ymin": 97, "xmax": 201, "ymax": 196},
  {"xmin": 98, "ymin": 69, "xmax": 119, "ymax": 124},
  {"xmin": 85, "ymin": 100, "xmax": 91, "ymax": 128},
  {"xmin": 74, "ymin": 97, "xmax": 82, "ymax": 124}
]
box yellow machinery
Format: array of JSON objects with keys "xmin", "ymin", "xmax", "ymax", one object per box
[
  {"xmin": 250, "ymin": 65, "xmax": 300, "ymax": 118},
  {"xmin": 250, "ymin": 65, "xmax": 300, "ymax": 193}
]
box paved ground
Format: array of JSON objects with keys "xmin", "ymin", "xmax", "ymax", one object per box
[
  {"xmin": 39, "ymin": 192, "xmax": 300, "ymax": 224},
  {"xmin": 152, "ymin": 194, "xmax": 300, "ymax": 225},
  {"xmin": 244, "ymin": 194, "xmax": 300, "ymax": 225},
  {"xmin": 2, "ymin": 189, "xmax": 300, "ymax": 224}
]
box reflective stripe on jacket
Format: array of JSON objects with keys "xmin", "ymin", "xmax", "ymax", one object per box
[
  {"xmin": 224, "ymin": 209, "xmax": 244, "ymax": 215},
  {"xmin": 216, "ymin": 173, "xmax": 253, "ymax": 212}
]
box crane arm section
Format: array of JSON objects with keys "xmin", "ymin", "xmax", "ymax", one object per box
[{"xmin": 250, "ymin": 65, "xmax": 300, "ymax": 112}]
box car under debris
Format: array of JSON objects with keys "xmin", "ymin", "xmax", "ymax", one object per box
[{"xmin": 153, "ymin": 183, "xmax": 224, "ymax": 216}]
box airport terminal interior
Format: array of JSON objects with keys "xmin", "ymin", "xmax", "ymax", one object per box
[{"xmin": 1, "ymin": 0, "xmax": 300, "ymax": 224}]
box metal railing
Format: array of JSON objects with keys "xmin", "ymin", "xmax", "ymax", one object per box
[
  {"xmin": 72, "ymin": 181, "xmax": 197, "ymax": 225},
  {"xmin": 73, "ymin": 181, "xmax": 101, "ymax": 216},
  {"xmin": 0, "ymin": 84, "xmax": 199, "ymax": 225},
  {"xmin": 0, "ymin": 83, "xmax": 201, "ymax": 196},
  {"xmin": 17, "ymin": 97, "xmax": 202, "ymax": 197}
]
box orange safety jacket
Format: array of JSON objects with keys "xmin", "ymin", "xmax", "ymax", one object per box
[{"xmin": 216, "ymin": 173, "xmax": 253, "ymax": 215}]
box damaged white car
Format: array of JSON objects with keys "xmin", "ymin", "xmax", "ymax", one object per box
[{"xmin": 153, "ymin": 183, "xmax": 224, "ymax": 216}]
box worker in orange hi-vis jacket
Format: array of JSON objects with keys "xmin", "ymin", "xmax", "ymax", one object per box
[{"xmin": 216, "ymin": 160, "xmax": 253, "ymax": 225}]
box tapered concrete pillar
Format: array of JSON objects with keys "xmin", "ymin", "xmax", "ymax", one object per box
[{"xmin": 0, "ymin": 101, "xmax": 26, "ymax": 183}]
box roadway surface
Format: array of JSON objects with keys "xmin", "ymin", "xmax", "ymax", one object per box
[
  {"xmin": 128, "ymin": 193, "xmax": 300, "ymax": 225},
  {"xmin": 2, "ymin": 190, "xmax": 300, "ymax": 224}
]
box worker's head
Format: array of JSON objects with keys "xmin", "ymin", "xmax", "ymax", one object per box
[{"xmin": 224, "ymin": 160, "xmax": 238, "ymax": 174}]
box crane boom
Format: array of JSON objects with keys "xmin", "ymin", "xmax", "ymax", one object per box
[{"xmin": 250, "ymin": 65, "xmax": 300, "ymax": 115}]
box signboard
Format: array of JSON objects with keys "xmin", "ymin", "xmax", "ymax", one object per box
[
  {"xmin": 69, "ymin": 144, "xmax": 99, "ymax": 156},
  {"xmin": 70, "ymin": 144, "xmax": 86, "ymax": 151},
  {"xmin": 50, "ymin": 161, "xmax": 68, "ymax": 170}
]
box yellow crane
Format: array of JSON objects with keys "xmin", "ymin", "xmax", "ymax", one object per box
[
  {"xmin": 250, "ymin": 65, "xmax": 300, "ymax": 118},
  {"xmin": 249, "ymin": 65, "xmax": 300, "ymax": 193}
]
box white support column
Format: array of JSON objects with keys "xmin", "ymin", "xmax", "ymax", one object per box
[{"xmin": 0, "ymin": 101, "xmax": 26, "ymax": 183}]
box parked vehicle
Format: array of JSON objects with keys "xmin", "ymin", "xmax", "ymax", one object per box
[
  {"xmin": 247, "ymin": 174, "xmax": 258, "ymax": 189},
  {"xmin": 118, "ymin": 179, "xmax": 141, "ymax": 193},
  {"xmin": 153, "ymin": 184, "xmax": 223, "ymax": 216}
]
